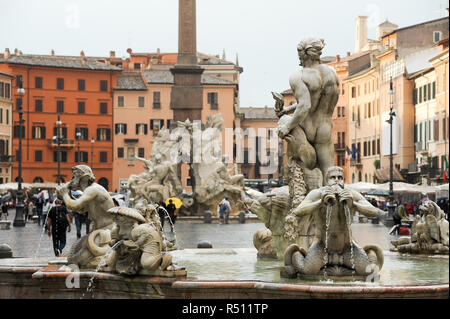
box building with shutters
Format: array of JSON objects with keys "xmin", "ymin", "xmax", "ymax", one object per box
[
  {"xmin": 0, "ymin": 49, "xmax": 120, "ymax": 189},
  {"xmin": 0, "ymin": 71, "xmax": 13, "ymax": 184}
]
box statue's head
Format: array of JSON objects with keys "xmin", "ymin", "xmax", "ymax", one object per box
[
  {"xmin": 325, "ymin": 166, "xmax": 344, "ymax": 189},
  {"xmin": 419, "ymin": 200, "xmax": 445, "ymax": 219},
  {"xmin": 297, "ymin": 38, "xmax": 325, "ymax": 66},
  {"xmin": 154, "ymin": 153, "xmax": 162, "ymax": 164},
  {"xmin": 108, "ymin": 206, "xmax": 146, "ymax": 239},
  {"xmin": 69, "ymin": 165, "xmax": 95, "ymax": 189}
]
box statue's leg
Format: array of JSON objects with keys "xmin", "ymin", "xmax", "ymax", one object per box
[
  {"xmin": 342, "ymin": 242, "xmax": 369, "ymax": 276},
  {"xmin": 287, "ymin": 126, "xmax": 316, "ymax": 170},
  {"xmin": 314, "ymin": 141, "xmax": 334, "ymax": 182},
  {"xmin": 303, "ymin": 242, "xmax": 327, "ymax": 275}
]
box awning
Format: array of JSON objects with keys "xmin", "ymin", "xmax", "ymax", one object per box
[{"xmin": 374, "ymin": 167, "xmax": 405, "ymax": 183}]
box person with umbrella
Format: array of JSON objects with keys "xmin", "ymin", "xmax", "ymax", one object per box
[{"xmin": 165, "ymin": 198, "xmax": 179, "ymax": 232}]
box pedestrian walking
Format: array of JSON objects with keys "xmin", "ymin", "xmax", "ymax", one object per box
[
  {"xmin": 0, "ymin": 202, "xmax": 8, "ymax": 220},
  {"xmin": 27, "ymin": 199, "xmax": 34, "ymax": 222},
  {"xmin": 166, "ymin": 199, "xmax": 177, "ymax": 232},
  {"xmin": 36, "ymin": 196, "xmax": 44, "ymax": 226},
  {"xmin": 46, "ymin": 199, "xmax": 71, "ymax": 257},
  {"xmin": 157, "ymin": 201, "xmax": 167, "ymax": 230},
  {"xmin": 219, "ymin": 197, "xmax": 231, "ymax": 224}
]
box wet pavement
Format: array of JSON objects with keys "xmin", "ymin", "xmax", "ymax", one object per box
[{"xmin": 1, "ymin": 211, "xmax": 400, "ymax": 258}]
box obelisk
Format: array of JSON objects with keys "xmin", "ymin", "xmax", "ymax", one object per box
[{"xmin": 170, "ymin": 0, "xmax": 204, "ymax": 122}]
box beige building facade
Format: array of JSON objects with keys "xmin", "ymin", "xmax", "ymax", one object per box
[{"xmin": 0, "ymin": 71, "xmax": 13, "ymax": 184}]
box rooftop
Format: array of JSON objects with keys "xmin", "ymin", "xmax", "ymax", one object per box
[
  {"xmin": 115, "ymin": 73, "xmax": 147, "ymax": 90},
  {"xmin": 0, "ymin": 54, "xmax": 121, "ymax": 71},
  {"xmin": 382, "ymin": 16, "xmax": 448, "ymax": 39},
  {"xmin": 142, "ymin": 69, "xmax": 236, "ymax": 85},
  {"xmin": 239, "ymin": 107, "xmax": 276, "ymax": 120}
]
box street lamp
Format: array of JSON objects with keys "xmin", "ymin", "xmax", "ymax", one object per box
[
  {"xmin": 13, "ymin": 84, "xmax": 26, "ymax": 227},
  {"xmin": 76, "ymin": 131, "xmax": 81, "ymax": 165},
  {"xmin": 53, "ymin": 114, "xmax": 63, "ymax": 185},
  {"xmin": 386, "ymin": 77, "xmax": 396, "ymax": 222},
  {"xmin": 90, "ymin": 137, "xmax": 95, "ymax": 170}
]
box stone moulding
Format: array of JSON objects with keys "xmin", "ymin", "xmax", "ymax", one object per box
[{"xmin": 0, "ymin": 265, "xmax": 448, "ymax": 298}]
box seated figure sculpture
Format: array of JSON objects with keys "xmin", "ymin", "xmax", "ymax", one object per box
[
  {"xmin": 283, "ymin": 166, "xmax": 384, "ymax": 277},
  {"xmin": 108, "ymin": 206, "xmax": 173, "ymax": 275},
  {"xmin": 391, "ymin": 200, "xmax": 449, "ymax": 255},
  {"xmin": 57, "ymin": 165, "xmax": 116, "ymax": 269}
]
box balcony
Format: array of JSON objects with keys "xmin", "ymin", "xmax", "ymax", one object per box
[
  {"xmin": 349, "ymin": 158, "xmax": 363, "ymax": 167},
  {"xmin": 415, "ymin": 141, "xmax": 428, "ymax": 155},
  {"xmin": 0, "ymin": 155, "xmax": 14, "ymax": 163},
  {"xmin": 408, "ymin": 163, "xmax": 419, "ymax": 173},
  {"xmin": 334, "ymin": 143, "xmax": 346, "ymax": 152},
  {"xmin": 47, "ymin": 139, "xmax": 75, "ymax": 148}
]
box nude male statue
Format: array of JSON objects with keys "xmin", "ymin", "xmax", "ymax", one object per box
[
  {"xmin": 284, "ymin": 166, "xmax": 384, "ymax": 276},
  {"xmin": 275, "ymin": 38, "xmax": 339, "ymax": 180}
]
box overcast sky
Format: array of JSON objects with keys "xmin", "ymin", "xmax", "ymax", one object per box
[{"xmin": 1, "ymin": 0, "xmax": 447, "ymax": 108}]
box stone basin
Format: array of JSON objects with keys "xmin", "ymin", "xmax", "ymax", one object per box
[
  {"xmin": 170, "ymin": 248, "xmax": 449, "ymax": 286},
  {"xmin": 0, "ymin": 248, "xmax": 447, "ymax": 299}
]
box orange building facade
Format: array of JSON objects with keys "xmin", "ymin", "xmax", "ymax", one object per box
[{"xmin": 0, "ymin": 51, "xmax": 120, "ymax": 189}]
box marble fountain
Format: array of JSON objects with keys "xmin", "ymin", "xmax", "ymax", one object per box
[{"xmin": 0, "ymin": 38, "xmax": 447, "ymax": 299}]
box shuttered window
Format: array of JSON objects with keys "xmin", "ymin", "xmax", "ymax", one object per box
[
  {"xmin": 100, "ymin": 80, "xmax": 108, "ymax": 92},
  {"xmin": 35, "ymin": 99, "xmax": 43, "ymax": 112},
  {"xmin": 100, "ymin": 102, "xmax": 108, "ymax": 114},
  {"xmin": 53, "ymin": 151, "xmax": 67, "ymax": 162},
  {"xmin": 78, "ymin": 101, "xmax": 85, "ymax": 114},
  {"xmin": 100, "ymin": 151, "xmax": 107, "ymax": 162},
  {"xmin": 35, "ymin": 77, "xmax": 43, "ymax": 89},
  {"xmin": 57, "ymin": 78, "xmax": 64, "ymax": 90},
  {"xmin": 35, "ymin": 150, "xmax": 42, "ymax": 162},
  {"xmin": 78, "ymin": 79, "xmax": 85, "ymax": 91},
  {"xmin": 57, "ymin": 100, "xmax": 64, "ymax": 113},
  {"xmin": 97, "ymin": 128, "xmax": 111, "ymax": 141}
]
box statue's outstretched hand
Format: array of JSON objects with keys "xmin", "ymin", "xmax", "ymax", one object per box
[
  {"xmin": 278, "ymin": 125, "xmax": 291, "ymax": 139},
  {"xmin": 338, "ymin": 189, "xmax": 353, "ymax": 208},
  {"xmin": 56, "ymin": 184, "xmax": 69, "ymax": 200}
]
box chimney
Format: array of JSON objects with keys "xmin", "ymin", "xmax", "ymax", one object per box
[
  {"xmin": 336, "ymin": 54, "xmax": 340, "ymax": 62},
  {"xmin": 4, "ymin": 48, "xmax": 10, "ymax": 59},
  {"xmin": 80, "ymin": 50, "xmax": 85, "ymax": 57},
  {"xmin": 110, "ymin": 51, "xmax": 115, "ymax": 58},
  {"xmin": 18, "ymin": 50, "xmax": 23, "ymax": 56},
  {"xmin": 355, "ymin": 16, "xmax": 368, "ymax": 53},
  {"xmin": 50, "ymin": 49, "xmax": 55, "ymax": 56},
  {"xmin": 157, "ymin": 48, "xmax": 160, "ymax": 54},
  {"xmin": 127, "ymin": 48, "xmax": 132, "ymax": 54},
  {"xmin": 347, "ymin": 51, "xmax": 351, "ymax": 57},
  {"xmin": 235, "ymin": 53, "xmax": 239, "ymax": 66},
  {"xmin": 14, "ymin": 48, "xmax": 19, "ymax": 55}
]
